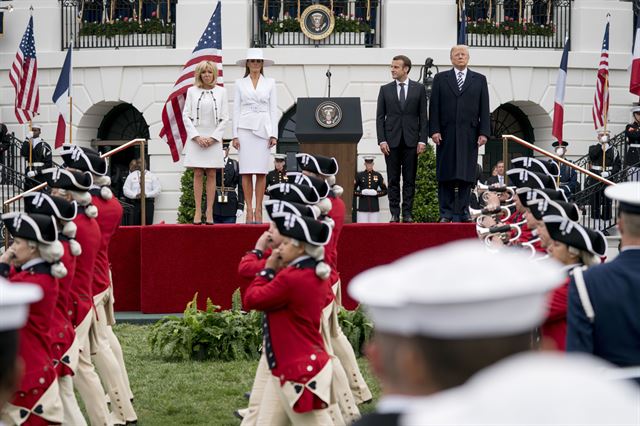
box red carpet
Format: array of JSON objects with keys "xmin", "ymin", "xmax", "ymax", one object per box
[{"xmin": 109, "ymin": 223, "xmax": 476, "ymax": 313}]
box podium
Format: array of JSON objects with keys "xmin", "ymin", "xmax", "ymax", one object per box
[{"xmin": 295, "ymin": 97, "xmax": 362, "ymax": 222}]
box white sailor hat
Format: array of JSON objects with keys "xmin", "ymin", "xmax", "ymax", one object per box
[
  {"xmin": 296, "ymin": 153, "xmax": 339, "ymax": 176},
  {"xmin": 543, "ymin": 215, "xmax": 607, "ymax": 256},
  {"xmin": 348, "ymin": 239, "xmax": 564, "ymax": 338},
  {"xmin": 632, "ymin": 103, "xmax": 640, "ymax": 114},
  {"xmin": 60, "ymin": 144, "xmax": 108, "ymax": 176},
  {"xmin": 363, "ymin": 156, "xmax": 375, "ymax": 162},
  {"xmin": 0, "ymin": 278, "xmax": 43, "ymax": 332},
  {"xmin": 274, "ymin": 153, "xmax": 287, "ymax": 161},
  {"xmin": 605, "ymin": 182, "xmax": 640, "ymax": 214},
  {"xmin": 286, "ymin": 172, "xmax": 330, "ymax": 199}
]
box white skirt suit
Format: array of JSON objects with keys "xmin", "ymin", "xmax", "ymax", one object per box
[
  {"xmin": 182, "ymin": 85, "xmax": 229, "ymax": 169},
  {"xmin": 232, "ymin": 75, "xmax": 279, "ymax": 174}
]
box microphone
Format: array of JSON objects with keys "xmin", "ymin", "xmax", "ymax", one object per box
[
  {"xmin": 326, "ymin": 66, "xmax": 332, "ymax": 78},
  {"xmin": 425, "ymin": 57, "xmax": 433, "ymax": 68}
]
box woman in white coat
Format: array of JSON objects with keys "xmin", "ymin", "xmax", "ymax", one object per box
[
  {"xmin": 183, "ymin": 60, "xmax": 229, "ymax": 224},
  {"xmin": 232, "ymin": 49, "xmax": 279, "ymax": 224}
]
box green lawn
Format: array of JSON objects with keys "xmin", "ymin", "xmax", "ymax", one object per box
[{"xmin": 113, "ymin": 324, "xmax": 381, "ymax": 425}]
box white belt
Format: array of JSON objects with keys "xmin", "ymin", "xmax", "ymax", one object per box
[
  {"xmin": 629, "ymin": 144, "xmax": 640, "ymax": 148},
  {"xmin": 246, "ymin": 105, "xmax": 268, "ymax": 113},
  {"xmin": 590, "ymin": 166, "xmax": 612, "ymax": 171}
]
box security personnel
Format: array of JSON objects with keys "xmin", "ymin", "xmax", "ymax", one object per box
[
  {"xmin": 20, "ymin": 124, "xmax": 52, "ymax": 188},
  {"xmin": 567, "ymin": 182, "xmax": 640, "ymax": 379},
  {"xmin": 265, "ymin": 154, "xmax": 288, "ymax": 195},
  {"xmin": 624, "ymin": 104, "xmax": 640, "ymax": 181},
  {"xmin": 552, "ymin": 140, "xmax": 578, "ymax": 199},
  {"xmin": 587, "ymin": 129, "xmax": 621, "ymax": 221},
  {"xmin": 214, "ymin": 141, "xmax": 244, "ymax": 224},
  {"xmin": 122, "ymin": 159, "xmax": 162, "ymax": 225},
  {"xmin": 354, "ymin": 156, "xmax": 388, "ymax": 223}
]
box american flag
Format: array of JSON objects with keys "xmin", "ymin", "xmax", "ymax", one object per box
[
  {"xmin": 10, "ymin": 16, "xmax": 39, "ymax": 124},
  {"xmin": 592, "ymin": 18, "xmax": 610, "ymax": 130},
  {"xmin": 160, "ymin": 1, "xmax": 223, "ymax": 162}
]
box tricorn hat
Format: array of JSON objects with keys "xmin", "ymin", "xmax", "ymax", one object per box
[
  {"xmin": 543, "ymin": 215, "xmax": 607, "ymax": 256},
  {"xmin": 526, "ymin": 198, "xmax": 580, "ymax": 222},
  {"xmin": 507, "ymin": 168, "xmax": 557, "ymax": 191},
  {"xmin": 286, "ymin": 172, "xmax": 330, "ymax": 199},
  {"xmin": 1, "ymin": 212, "xmax": 58, "ymax": 244},
  {"xmin": 267, "ymin": 182, "xmax": 320, "ymax": 204},
  {"xmin": 296, "ymin": 153, "xmax": 339, "ymax": 177},
  {"xmin": 270, "ymin": 212, "xmax": 332, "ymax": 246},
  {"xmin": 40, "ymin": 167, "xmax": 93, "ymax": 191},
  {"xmin": 511, "ymin": 157, "xmax": 559, "ymax": 178},
  {"xmin": 265, "ymin": 199, "xmax": 320, "ymax": 220},
  {"xmin": 23, "ymin": 192, "xmax": 78, "ymax": 222},
  {"xmin": 60, "ymin": 144, "xmax": 108, "ymax": 176}
]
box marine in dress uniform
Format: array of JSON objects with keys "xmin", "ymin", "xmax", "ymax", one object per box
[
  {"xmin": 0, "ymin": 213, "xmax": 66, "ymax": 426},
  {"xmin": 0, "ymin": 274, "xmax": 43, "ymax": 411},
  {"xmin": 567, "ymin": 182, "xmax": 640, "ymax": 379},
  {"xmin": 587, "ymin": 130, "xmax": 621, "ymax": 221},
  {"xmin": 19, "ymin": 125, "xmax": 52, "ymax": 189},
  {"xmin": 552, "ymin": 141, "xmax": 578, "ymax": 198},
  {"xmin": 60, "ymin": 144, "xmax": 137, "ymax": 425},
  {"xmin": 214, "ymin": 142, "xmax": 245, "ymax": 224},
  {"xmin": 265, "ymin": 154, "xmax": 289, "ymax": 196},
  {"xmin": 354, "ymin": 156, "xmax": 388, "ymax": 223},
  {"xmin": 22, "ymin": 192, "xmax": 86, "ymax": 425},
  {"xmin": 296, "ymin": 154, "xmax": 373, "ymax": 405},
  {"xmin": 348, "ymin": 239, "xmax": 566, "ymax": 426},
  {"xmin": 625, "ymin": 104, "xmax": 640, "ymax": 182},
  {"xmin": 241, "ymin": 212, "xmax": 335, "ymax": 425}
]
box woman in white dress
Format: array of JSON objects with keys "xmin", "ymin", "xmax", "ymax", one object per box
[
  {"xmin": 183, "ymin": 60, "xmax": 229, "ymax": 224},
  {"xmin": 232, "ymin": 49, "xmax": 279, "ymax": 223}
]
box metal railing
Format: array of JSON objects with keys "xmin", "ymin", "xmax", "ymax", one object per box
[
  {"xmin": 0, "ymin": 132, "xmax": 42, "ymax": 208},
  {"xmin": 252, "ymin": 0, "xmax": 381, "ymax": 47},
  {"xmin": 460, "ymin": 0, "xmax": 571, "ymax": 49},
  {"xmin": 61, "ymin": 0, "xmax": 176, "ymax": 50}
]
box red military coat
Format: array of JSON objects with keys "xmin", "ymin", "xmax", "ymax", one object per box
[
  {"xmin": 91, "ymin": 191, "xmax": 123, "ymax": 296},
  {"xmin": 50, "ymin": 237, "xmax": 77, "ymax": 376},
  {"xmin": 242, "ymin": 258, "xmax": 332, "ymax": 413},
  {"xmin": 69, "ymin": 209, "xmax": 101, "ymax": 327},
  {"xmin": 542, "ymin": 270, "xmax": 575, "ymax": 351},
  {"xmin": 325, "ymin": 194, "xmax": 345, "ymax": 286},
  {"xmin": 1, "ymin": 260, "xmax": 59, "ymax": 423}
]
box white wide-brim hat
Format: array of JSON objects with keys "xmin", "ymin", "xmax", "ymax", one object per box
[{"xmin": 236, "ymin": 48, "xmax": 274, "ymax": 67}]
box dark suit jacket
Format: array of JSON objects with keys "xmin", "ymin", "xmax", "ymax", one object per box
[
  {"xmin": 429, "ymin": 69, "xmax": 490, "ymax": 182},
  {"xmin": 376, "ymin": 79, "xmax": 428, "ymax": 148},
  {"xmin": 486, "ymin": 175, "xmax": 506, "ymax": 185},
  {"xmin": 214, "ymin": 158, "xmax": 244, "ymax": 216}
]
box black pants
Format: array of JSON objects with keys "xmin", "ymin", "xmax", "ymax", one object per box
[
  {"xmin": 384, "ymin": 138, "xmax": 418, "ymax": 218},
  {"xmin": 131, "ymin": 199, "xmax": 155, "ymax": 225},
  {"xmin": 438, "ymin": 179, "xmax": 473, "ymax": 222},
  {"xmin": 588, "ymin": 180, "xmax": 612, "ymax": 221}
]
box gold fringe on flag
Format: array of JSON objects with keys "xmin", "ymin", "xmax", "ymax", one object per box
[
  {"xmin": 262, "ymin": 0, "xmax": 268, "ymax": 21},
  {"xmin": 366, "ymin": 0, "xmax": 371, "ymax": 20}
]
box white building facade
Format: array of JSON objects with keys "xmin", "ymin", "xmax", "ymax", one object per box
[{"xmin": 0, "ymin": 0, "xmax": 636, "ymax": 223}]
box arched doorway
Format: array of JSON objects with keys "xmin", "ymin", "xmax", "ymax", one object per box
[
  {"xmin": 277, "ymin": 104, "xmax": 299, "ymax": 171},
  {"xmin": 483, "ymin": 103, "xmax": 534, "ymax": 181},
  {"xmin": 94, "ymin": 103, "xmax": 150, "ymax": 198}
]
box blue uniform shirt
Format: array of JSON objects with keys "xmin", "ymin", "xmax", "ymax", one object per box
[{"xmin": 567, "ymin": 248, "xmax": 640, "ymax": 366}]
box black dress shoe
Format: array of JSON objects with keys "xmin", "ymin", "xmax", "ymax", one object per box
[
  {"xmin": 402, "ymin": 216, "xmax": 413, "ymax": 223},
  {"xmin": 233, "ymin": 410, "xmax": 244, "ymax": 420},
  {"xmin": 390, "ymin": 214, "xmax": 400, "ymax": 223},
  {"xmin": 439, "ymin": 217, "xmax": 452, "ymax": 223},
  {"xmin": 244, "ymin": 391, "xmax": 251, "ymax": 400}
]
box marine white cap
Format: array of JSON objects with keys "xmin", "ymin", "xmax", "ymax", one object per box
[
  {"xmin": 348, "ymin": 239, "xmax": 565, "ymax": 338},
  {"xmin": 605, "ymin": 182, "xmax": 640, "ymax": 214},
  {"xmin": 0, "ymin": 277, "xmax": 43, "ymax": 331}
]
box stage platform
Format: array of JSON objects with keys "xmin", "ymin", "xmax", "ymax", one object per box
[{"xmin": 109, "ymin": 223, "xmax": 476, "ymax": 314}]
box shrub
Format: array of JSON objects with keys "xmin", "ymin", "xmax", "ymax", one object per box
[
  {"xmin": 148, "ymin": 291, "xmax": 374, "ymax": 361},
  {"xmin": 413, "ymin": 145, "xmax": 440, "ymax": 222},
  {"xmin": 177, "ymin": 169, "xmax": 209, "ymax": 224}
]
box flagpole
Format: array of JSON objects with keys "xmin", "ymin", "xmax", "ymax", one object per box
[
  {"xmin": 28, "ymin": 121, "xmax": 32, "ymax": 170},
  {"xmin": 69, "ymin": 36, "xmax": 73, "ymax": 145}
]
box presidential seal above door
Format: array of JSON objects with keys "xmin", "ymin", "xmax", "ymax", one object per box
[{"xmin": 300, "ymin": 4, "xmax": 335, "ymax": 41}]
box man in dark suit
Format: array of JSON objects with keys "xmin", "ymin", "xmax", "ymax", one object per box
[
  {"xmin": 430, "ymin": 45, "xmax": 490, "ymax": 222},
  {"xmin": 376, "ymin": 55, "xmax": 428, "ymax": 223},
  {"xmin": 567, "ymin": 182, "xmax": 640, "ymax": 378},
  {"xmin": 486, "ymin": 160, "xmax": 505, "ymax": 185},
  {"xmin": 214, "ymin": 142, "xmax": 244, "ymax": 223}
]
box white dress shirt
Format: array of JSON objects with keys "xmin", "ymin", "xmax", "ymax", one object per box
[
  {"xmin": 123, "ymin": 170, "xmax": 161, "ymax": 199},
  {"xmin": 395, "ymin": 78, "xmax": 409, "ymax": 100}
]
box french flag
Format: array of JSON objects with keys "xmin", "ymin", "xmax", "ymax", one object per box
[
  {"xmin": 631, "ymin": 18, "xmax": 640, "ymax": 97},
  {"xmin": 52, "ymin": 44, "xmax": 72, "ymax": 148},
  {"xmin": 552, "ymin": 38, "xmax": 570, "ymax": 143}
]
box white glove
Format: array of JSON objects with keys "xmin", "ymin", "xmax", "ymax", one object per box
[
  {"xmin": 26, "ymin": 170, "xmax": 37, "ymax": 178},
  {"xmin": 361, "ymin": 189, "xmax": 377, "ymax": 196},
  {"xmin": 236, "ymin": 209, "xmax": 243, "ymax": 218},
  {"xmin": 601, "ymin": 171, "xmax": 610, "ymax": 178}
]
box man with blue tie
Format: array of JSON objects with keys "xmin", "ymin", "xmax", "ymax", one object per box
[
  {"xmin": 567, "ymin": 182, "xmax": 640, "ymax": 379},
  {"xmin": 429, "ymin": 45, "xmax": 490, "ymax": 223}
]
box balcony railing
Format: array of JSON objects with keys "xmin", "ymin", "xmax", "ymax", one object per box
[
  {"xmin": 251, "ymin": 0, "xmax": 381, "ymax": 48},
  {"xmin": 60, "ymin": 0, "xmax": 176, "ymax": 50},
  {"xmin": 459, "ymin": 0, "xmax": 571, "ymax": 49}
]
